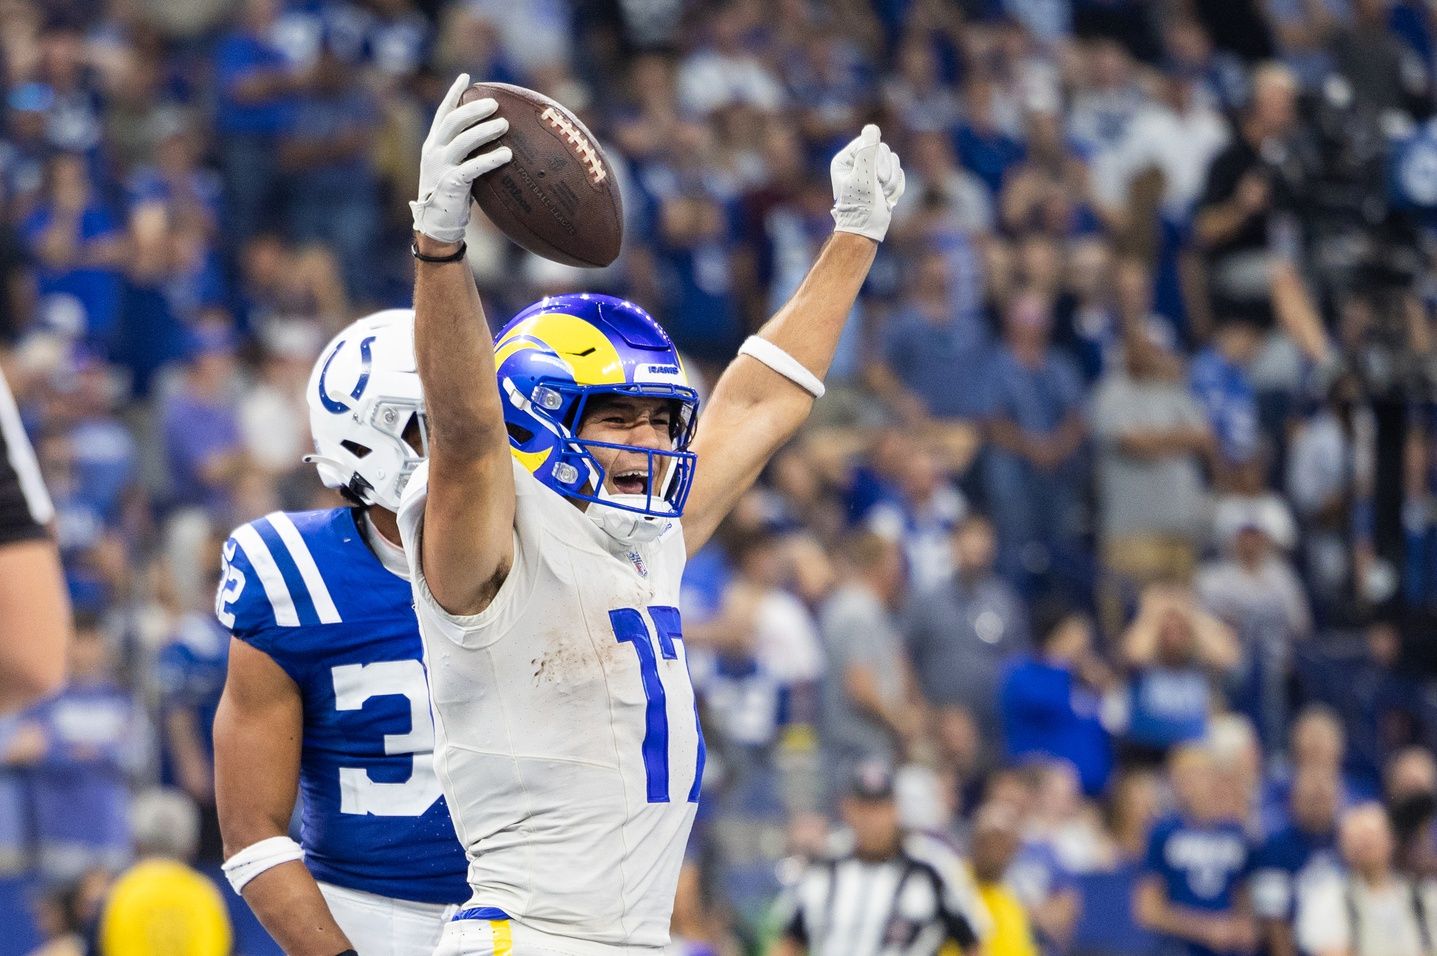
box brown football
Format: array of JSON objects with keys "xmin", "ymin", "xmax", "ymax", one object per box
[{"xmin": 461, "ymin": 82, "xmax": 623, "ymax": 268}]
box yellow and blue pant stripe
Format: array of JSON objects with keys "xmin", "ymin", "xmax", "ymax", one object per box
[{"xmin": 452, "ymin": 906, "xmax": 512, "ymax": 954}]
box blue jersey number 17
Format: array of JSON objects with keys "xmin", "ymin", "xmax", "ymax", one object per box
[{"xmin": 609, "ymin": 606, "xmax": 705, "ymax": 804}]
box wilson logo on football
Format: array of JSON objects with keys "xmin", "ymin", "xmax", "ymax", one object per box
[{"xmin": 541, "ymin": 106, "xmax": 607, "ymax": 185}]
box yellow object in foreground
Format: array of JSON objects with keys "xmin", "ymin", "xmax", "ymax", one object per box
[
  {"xmin": 98, "ymin": 857, "xmax": 233, "ymax": 956},
  {"xmin": 974, "ymin": 881, "xmax": 1040, "ymax": 956}
]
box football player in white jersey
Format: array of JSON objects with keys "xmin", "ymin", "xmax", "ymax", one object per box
[{"xmin": 400, "ymin": 74, "xmax": 905, "ymax": 955}]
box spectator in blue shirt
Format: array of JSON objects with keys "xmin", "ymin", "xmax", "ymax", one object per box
[
  {"xmin": 125, "ymin": 112, "xmax": 223, "ymax": 238},
  {"xmin": 1251, "ymin": 766, "xmax": 1342, "ymax": 956},
  {"xmin": 1118, "ymin": 585, "xmax": 1241, "ymax": 765},
  {"xmin": 36, "ymin": 429, "xmax": 122, "ymax": 615},
  {"xmin": 1068, "ymin": 770, "xmax": 1163, "ymax": 955},
  {"xmin": 983, "ymin": 288, "xmax": 1088, "ymax": 598},
  {"xmin": 160, "ymin": 323, "xmax": 246, "ymax": 513},
  {"xmin": 955, "ymin": 75, "xmax": 1025, "ymax": 195},
  {"xmin": 5, "ymin": 613, "xmax": 142, "ymax": 883},
  {"xmin": 2, "ymin": 83, "xmax": 58, "ymax": 221},
  {"xmin": 1000, "ymin": 602, "xmax": 1113, "ymax": 796},
  {"xmin": 214, "ymin": 0, "xmax": 311, "ymax": 242},
  {"xmin": 20, "ymin": 153, "xmax": 126, "ymax": 343},
  {"xmin": 1190, "ymin": 315, "xmax": 1262, "ymax": 476},
  {"xmin": 1262, "ymin": 705, "xmax": 1377, "ymax": 837},
  {"xmin": 862, "ymin": 445, "xmax": 968, "ymax": 591},
  {"xmin": 1135, "ymin": 744, "xmax": 1256, "ymax": 956},
  {"xmin": 115, "ymin": 117, "xmax": 230, "ymax": 397},
  {"xmin": 635, "ymin": 123, "xmax": 745, "ymax": 364},
  {"xmin": 33, "ymin": 16, "xmax": 105, "ymax": 162},
  {"xmin": 278, "ymin": 48, "xmax": 382, "ymax": 303},
  {"xmin": 155, "ymin": 602, "xmax": 230, "ymax": 864},
  {"xmin": 1341, "ymin": 620, "xmax": 1426, "ymax": 791},
  {"xmin": 869, "ymin": 249, "xmax": 994, "ymax": 422}
]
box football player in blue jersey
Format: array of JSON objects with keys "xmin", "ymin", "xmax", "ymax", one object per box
[{"xmin": 212, "ymin": 309, "xmax": 468, "ymax": 956}]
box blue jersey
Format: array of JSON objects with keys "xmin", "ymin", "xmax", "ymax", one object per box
[
  {"xmin": 1142, "ymin": 815, "xmax": 1252, "ymax": 956},
  {"xmin": 1250, "ymin": 824, "xmax": 1339, "ymax": 923},
  {"xmin": 1125, "ymin": 666, "xmax": 1211, "ymax": 750},
  {"xmin": 217, "ymin": 507, "xmax": 467, "ymax": 905},
  {"xmin": 155, "ymin": 612, "xmax": 229, "ymax": 772}
]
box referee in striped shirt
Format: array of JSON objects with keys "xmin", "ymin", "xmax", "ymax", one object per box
[
  {"xmin": 774, "ymin": 762, "xmax": 988, "ymax": 956},
  {"xmin": 0, "ymin": 365, "xmax": 69, "ymax": 714}
]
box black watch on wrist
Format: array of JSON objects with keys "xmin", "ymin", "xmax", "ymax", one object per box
[{"xmin": 411, "ymin": 239, "xmax": 467, "ymax": 263}]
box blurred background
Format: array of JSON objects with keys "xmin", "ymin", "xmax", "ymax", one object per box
[{"xmin": 8, "ymin": 0, "xmax": 1437, "ymax": 952}]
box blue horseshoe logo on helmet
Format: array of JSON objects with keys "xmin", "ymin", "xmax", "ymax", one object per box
[{"xmin": 316, "ymin": 335, "xmax": 376, "ymax": 414}]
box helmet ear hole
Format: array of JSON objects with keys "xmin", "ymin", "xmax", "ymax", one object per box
[
  {"xmin": 507, "ymin": 423, "xmax": 535, "ymax": 444},
  {"xmin": 341, "ymin": 440, "xmax": 373, "ymax": 459}
]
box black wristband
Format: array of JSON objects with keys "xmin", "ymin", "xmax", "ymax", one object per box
[
  {"xmin": 411, "ymin": 239, "xmax": 467, "ymax": 263},
  {"xmin": 334, "ymin": 950, "xmax": 358, "ymax": 956}
]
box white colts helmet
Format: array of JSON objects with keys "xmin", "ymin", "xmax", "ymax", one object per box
[{"xmin": 303, "ymin": 309, "xmax": 426, "ymax": 512}]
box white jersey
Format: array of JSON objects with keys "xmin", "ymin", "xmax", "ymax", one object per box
[{"xmin": 397, "ymin": 458, "xmax": 703, "ymax": 950}]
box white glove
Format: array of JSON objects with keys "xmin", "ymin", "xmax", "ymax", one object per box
[
  {"xmin": 829, "ymin": 124, "xmax": 906, "ymax": 243},
  {"xmin": 410, "ymin": 73, "xmax": 512, "ymax": 244}
]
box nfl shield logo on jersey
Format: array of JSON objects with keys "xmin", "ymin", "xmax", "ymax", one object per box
[{"xmin": 626, "ymin": 549, "xmax": 648, "ymax": 578}]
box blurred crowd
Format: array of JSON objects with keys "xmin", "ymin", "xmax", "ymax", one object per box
[{"xmin": 8, "ymin": 0, "xmax": 1437, "ymax": 953}]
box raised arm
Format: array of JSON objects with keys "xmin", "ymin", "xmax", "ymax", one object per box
[
  {"xmin": 683, "ymin": 126, "xmax": 904, "ymax": 554},
  {"xmin": 408, "ymin": 74, "xmax": 517, "ymax": 615},
  {"xmin": 214, "ymin": 640, "xmax": 350, "ymax": 956}
]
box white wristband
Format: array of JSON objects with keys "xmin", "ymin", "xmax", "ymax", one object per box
[
  {"xmin": 221, "ymin": 835, "xmax": 305, "ymax": 895},
  {"xmin": 738, "ymin": 336, "xmax": 826, "ymax": 398}
]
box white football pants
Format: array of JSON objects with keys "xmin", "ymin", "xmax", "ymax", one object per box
[
  {"xmin": 431, "ymin": 908, "xmax": 660, "ymax": 955},
  {"xmin": 317, "ymin": 880, "xmax": 454, "ymax": 956}
]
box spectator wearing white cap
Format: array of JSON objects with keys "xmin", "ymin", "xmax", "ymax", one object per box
[{"xmin": 1197, "ymin": 497, "xmax": 1312, "ymax": 749}]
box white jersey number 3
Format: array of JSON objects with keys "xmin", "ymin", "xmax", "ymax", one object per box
[{"xmin": 331, "ymin": 661, "xmax": 443, "ymax": 816}]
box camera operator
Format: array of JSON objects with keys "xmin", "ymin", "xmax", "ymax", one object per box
[
  {"xmin": 1330, "ymin": 0, "xmax": 1433, "ymax": 121},
  {"xmin": 1194, "ymin": 64, "xmax": 1331, "ymax": 364}
]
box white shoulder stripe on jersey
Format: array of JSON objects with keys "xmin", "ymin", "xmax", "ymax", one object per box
[
  {"xmin": 0, "ymin": 369, "xmax": 54, "ymax": 525},
  {"xmin": 231, "ymin": 524, "xmax": 300, "ymax": 628},
  {"xmin": 265, "ymin": 512, "xmax": 342, "ymax": 624}
]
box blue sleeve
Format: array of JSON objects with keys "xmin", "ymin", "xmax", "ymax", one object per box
[
  {"xmin": 215, "ymin": 35, "xmax": 259, "ymax": 92},
  {"xmin": 1250, "ymin": 834, "xmax": 1276, "ymax": 872},
  {"xmin": 1055, "ymin": 354, "xmax": 1086, "ymax": 412},
  {"xmin": 1002, "ymin": 664, "xmax": 1068, "ymax": 719},
  {"xmin": 882, "ymin": 316, "xmax": 909, "ymax": 371},
  {"xmin": 19, "ymin": 208, "xmax": 48, "ymax": 247},
  {"xmin": 217, "ymin": 531, "xmax": 271, "ymax": 637},
  {"xmin": 1239, "ymin": 833, "xmax": 1257, "ymax": 878},
  {"xmin": 628, "ymin": 163, "xmax": 664, "ymax": 242},
  {"xmin": 163, "ymin": 407, "xmax": 207, "ymax": 476},
  {"xmin": 1143, "ymin": 821, "xmax": 1171, "ymax": 876},
  {"xmin": 1189, "ymin": 356, "xmax": 1218, "ymax": 407},
  {"xmin": 985, "ymin": 362, "xmax": 1013, "ymax": 420},
  {"xmin": 723, "ymin": 196, "xmax": 744, "ymax": 243},
  {"xmin": 154, "ymin": 643, "xmax": 198, "ymax": 712},
  {"xmin": 191, "ymin": 255, "xmax": 229, "ymax": 310},
  {"xmin": 125, "ymin": 170, "xmax": 166, "ymax": 208},
  {"xmin": 215, "ymin": 529, "xmax": 304, "ymax": 683},
  {"xmin": 80, "ymin": 206, "xmax": 120, "ymax": 242}
]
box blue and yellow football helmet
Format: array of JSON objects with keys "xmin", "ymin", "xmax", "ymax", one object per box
[{"xmin": 494, "ymin": 294, "xmax": 700, "ymax": 539}]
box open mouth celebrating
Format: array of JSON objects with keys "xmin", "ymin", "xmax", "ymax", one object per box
[{"xmin": 611, "ymin": 469, "xmax": 650, "ymax": 497}]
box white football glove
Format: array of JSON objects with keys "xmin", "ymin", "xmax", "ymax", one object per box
[
  {"xmin": 829, "ymin": 124, "xmax": 906, "ymax": 243},
  {"xmin": 410, "ymin": 73, "xmax": 512, "ymax": 244}
]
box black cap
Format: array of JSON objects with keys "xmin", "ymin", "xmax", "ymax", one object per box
[{"xmin": 848, "ymin": 761, "xmax": 895, "ymax": 800}]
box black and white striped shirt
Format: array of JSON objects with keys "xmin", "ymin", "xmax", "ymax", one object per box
[
  {"xmin": 0, "ymin": 366, "xmax": 52, "ymax": 544},
  {"xmin": 778, "ymin": 833, "xmax": 988, "ymax": 956}
]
